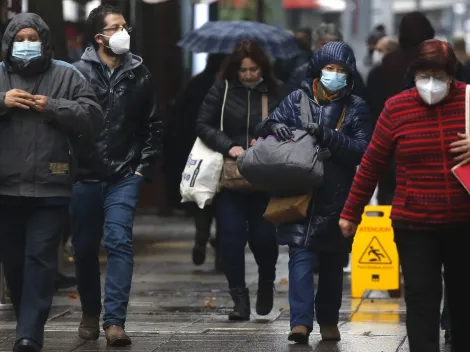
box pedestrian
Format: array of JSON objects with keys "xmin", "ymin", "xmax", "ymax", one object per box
[
  {"xmin": 264, "ymin": 41, "xmax": 372, "ymax": 344},
  {"xmin": 196, "ymin": 40, "xmax": 283, "ymax": 321},
  {"xmin": 71, "ymin": 4, "xmax": 162, "ymax": 347},
  {"xmin": 340, "ymin": 39, "xmax": 470, "ymax": 352},
  {"xmin": 0, "ymin": 12, "xmax": 102, "ymax": 352}
]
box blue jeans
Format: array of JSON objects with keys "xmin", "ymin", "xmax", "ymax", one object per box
[
  {"xmin": 288, "ymin": 246, "xmax": 345, "ymax": 330},
  {"xmin": 216, "ymin": 190, "xmax": 278, "ymax": 288},
  {"xmin": 71, "ymin": 175, "xmax": 143, "ymax": 329}
]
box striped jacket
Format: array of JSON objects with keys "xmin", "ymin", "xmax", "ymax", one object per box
[{"xmin": 341, "ymin": 81, "xmax": 470, "ymax": 225}]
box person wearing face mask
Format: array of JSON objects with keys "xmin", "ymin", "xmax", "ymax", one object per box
[
  {"xmin": 196, "ymin": 40, "xmax": 285, "ymax": 322},
  {"xmin": 339, "ymin": 39, "xmax": 470, "ymax": 352},
  {"xmin": 71, "ymin": 5, "xmax": 162, "ymax": 347},
  {"xmin": 263, "ymin": 41, "xmax": 372, "ymax": 344},
  {"xmin": 0, "ymin": 12, "xmax": 102, "ymax": 352}
]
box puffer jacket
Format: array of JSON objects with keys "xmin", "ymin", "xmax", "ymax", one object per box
[
  {"xmin": 73, "ymin": 47, "xmax": 162, "ymax": 181},
  {"xmin": 196, "ymin": 79, "xmax": 284, "ymax": 156},
  {"xmin": 268, "ymin": 41, "xmax": 372, "ymax": 252}
]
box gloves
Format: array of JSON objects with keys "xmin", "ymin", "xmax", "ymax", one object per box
[
  {"xmin": 306, "ymin": 123, "xmax": 323, "ymax": 141},
  {"xmin": 271, "ymin": 123, "xmax": 294, "ymax": 141}
]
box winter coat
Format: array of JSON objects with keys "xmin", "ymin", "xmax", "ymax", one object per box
[
  {"xmin": 0, "ymin": 13, "xmax": 102, "ymax": 198},
  {"xmin": 268, "ymin": 41, "xmax": 372, "ymax": 253},
  {"xmin": 196, "ymin": 79, "xmax": 285, "ymax": 156},
  {"xmin": 73, "ymin": 47, "xmax": 162, "ymax": 181}
]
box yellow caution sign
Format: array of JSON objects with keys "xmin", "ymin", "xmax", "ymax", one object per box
[{"xmin": 351, "ymin": 206, "xmax": 399, "ymax": 298}]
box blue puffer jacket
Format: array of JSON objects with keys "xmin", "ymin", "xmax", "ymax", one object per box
[{"xmin": 268, "ymin": 41, "xmax": 372, "ymax": 253}]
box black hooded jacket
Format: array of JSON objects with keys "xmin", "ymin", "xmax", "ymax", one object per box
[{"xmin": 0, "ymin": 13, "xmax": 103, "ymax": 198}]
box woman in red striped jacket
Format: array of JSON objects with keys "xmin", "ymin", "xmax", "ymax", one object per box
[{"xmin": 339, "ymin": 39, "xmax": 470, "ymax": 352}]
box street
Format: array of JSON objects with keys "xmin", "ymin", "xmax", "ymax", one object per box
[{"xmin": 0, "ymin": 215, "xmax": 451, "ymax": 352}]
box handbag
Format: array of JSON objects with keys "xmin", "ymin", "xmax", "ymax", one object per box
[
  {"xmin": 237, "ymin": 89, "xmax": 345, "ymax": 197},
  {"xmin": 219, "ymin": 80, "xmax": 269, "ymax": 191},
  {"xmin": 264, "ymin": 194, "xmax": 312, "ymax": 226}
]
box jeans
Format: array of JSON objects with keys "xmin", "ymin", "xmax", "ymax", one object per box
[
  {"xmin": 394, "ymin": 225, "xmax": 468, "ymax": 352},
  {"xmin": 0, "ymin": 197, "xmax": 67, "ymax": 347},
  {"xmin": 288, "ymin": 246, "xmax": 344, "ymax": 330},
  {"xmin": 216, "ymin": 190, "xmax": 278, "ymax": 288},
  {"xmin": 71, "ymin": 175, "xmax": 143, "ymax": 329}
]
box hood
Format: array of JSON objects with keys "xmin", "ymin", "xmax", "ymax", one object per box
[
  {"xmin": 81, "ymin": 46, "xmax": 143, "ymax": 73},
  {"xmin": 398, "ymin": 12, "xmax": 435, "ymax": 52},
  {"xmin": 2, "ymin": 13, "xmax": 52, "ymax": 75},
  {"xmin": 301, "ymin": 41, "xmax": 358, "ymax": 96}
]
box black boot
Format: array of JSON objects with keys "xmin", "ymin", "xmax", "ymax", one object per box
[
  {"xmin": 256, "ymin": 281, "xmax": 274, "ymax": 316},
  {"xmin": 229, "ymin": 288, "xmax": 250, "ymax": 321}
]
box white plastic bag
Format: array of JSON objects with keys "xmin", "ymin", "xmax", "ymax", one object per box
[{"xmin": 180, "ymin": 137, "xmax": 223, "ymax": 209}]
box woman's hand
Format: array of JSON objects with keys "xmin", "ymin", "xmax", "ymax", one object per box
[
  {"xmin": 449, "ymin": 133, "xmax": 470, "ymax": 163},
  {"xmin": 339, "ymin": 218, "xmax": 358, "ymax": 238},
  {"xmin": 4, "ymin": 89, "xmax": 35, "ymax": 109},
  {"xmin": 228, "ymin": 146, "xmax": 244, "ymax": 158},
  {"xmin": 250, "ymin": 139, "xmax": 257, "ymax": 147},
  {"xmin": 271, "ymin": 123, "xmax": 294, "ymax": 141}
]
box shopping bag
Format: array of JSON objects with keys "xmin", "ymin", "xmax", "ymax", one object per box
[{"xmin": 263, "ymin": 194, "xmax": 312, "ymax": 226}]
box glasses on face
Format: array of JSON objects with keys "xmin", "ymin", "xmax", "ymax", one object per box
[{"xmin": 101, "ymin": 25, "xmax": 132, "ymax": 34}]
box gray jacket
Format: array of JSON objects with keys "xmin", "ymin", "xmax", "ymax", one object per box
[{"xmin": 0, "ymin": 13, "xmax": 103, "ymax": 198}]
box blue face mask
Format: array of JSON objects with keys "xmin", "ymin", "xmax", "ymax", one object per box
[
  {"xmin": 320, "ymin": 70, "xmax": 347, "ymax": 92},
  {"xmin": 244, "ymin": 77, "xmax": 264, "ymax": 89},
  {"xmin": 12, "ymin": 41, "xmax": 42, "ymax": 61}
]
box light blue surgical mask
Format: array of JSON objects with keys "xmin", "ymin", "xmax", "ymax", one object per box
[
  {"xmin": 320, "ymin": 70, "xmax": 347, "ymax": 92},
  {"xmin": 244, "ymin": 77, "xmax": 264, "ymax": 89},
  {"xmin": 12, "ymin": 41, "xmax": 42, "ymax": 61}
]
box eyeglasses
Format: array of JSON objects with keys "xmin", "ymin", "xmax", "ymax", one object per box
[{"xmin": 101, "ymin": 25, "xmax": 132, "ymax": 34}]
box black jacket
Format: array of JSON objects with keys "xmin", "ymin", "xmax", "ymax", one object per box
[
  {"xmin": 73, "ymin": 47, "xmax": 163, "ymax": 181},
  {"xmin": 196, "ymin": 79, "xmax": 284, "ymax": 156},
  {"xmin": 0, "ymin": 13, "xmax": 102, "ymax": 198}
]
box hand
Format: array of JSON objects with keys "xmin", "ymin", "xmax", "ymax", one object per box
[
  {"xmin": 32, "ymin": 95, "xmax": 48, "ymax": 112},
  {"xmin": 339, "ymin": 218, "xmax": 358, "ymax": 238},
  {"xmin": 306, "ymin": 123, "xmax": 322, "ymax": 138},
  {"xmin": 271, "ymin": 123, "xmax": 294, "ymax": 141},
  {"xmin": 228, "ymin": 146, "xmax": 244, "ymax": 158},
  {"xmin": 450, "ymin": 133, "xmax": 470, "ymax": 163},
  {"xmin": 4, "ymin": 89, "xmax": 35, "ymax": 109},
  {"xmin": 250, "ymin": 139, "xmax": 257, "ymax": 147}
]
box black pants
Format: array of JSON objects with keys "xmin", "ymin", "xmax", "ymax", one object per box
[
  {"xmin": 194, "ymin": 204, "xmax": 216, "ymax": 246},
  {"xmin": 217, "ymin": 190, "xmax": 278, "ymax": 288},
  {"xmin": 394, "ymin": 225, "xmax": 468, "ymax": 352},
  {"xmin": 0, "ymin": 198, "xmax": 66, "ymax": 347}
]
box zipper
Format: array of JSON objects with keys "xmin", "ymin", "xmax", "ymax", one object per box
[
  {"xmin": 437, "ymin": 108, "xmax": 452, "ymax": 215},
  {"xmin": 246, "ymin": 90, "xmax": 251, "ymax": 149}
]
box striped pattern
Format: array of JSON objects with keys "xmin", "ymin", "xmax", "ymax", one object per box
[
  {"xmin": 177, "ymin": 21, "xmax": 302, "ymax": 60},
  {"xmin": 341, "ymin": 81, "xmax": 470, "ymax": 225}
]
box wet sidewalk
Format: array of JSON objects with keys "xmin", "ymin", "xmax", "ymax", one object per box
[{"xmin": 0, "ymin": 215, "xmax": 450, "ymax": 351}]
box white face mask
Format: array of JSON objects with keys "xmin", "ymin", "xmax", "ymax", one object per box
[
  {"xmin": 101, "ymin": 29, "xmax": 130, "ymax": 55},
  {"xmin": 415, "ymin": 77, "xmax": 449, "ymax": 105},
  {"xmin": 372, "ymin": 50, "xmax": 383, "ymax": 65}
]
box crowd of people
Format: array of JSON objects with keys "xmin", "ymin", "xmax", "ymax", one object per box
[{"xmin": 0, "ymin": 5, "xmax": 469, "ymax": 352}]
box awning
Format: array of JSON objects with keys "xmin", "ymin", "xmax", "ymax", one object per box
[{"xmin": 282, "ymin": 0, "xmax": 320, "ymax": 9}]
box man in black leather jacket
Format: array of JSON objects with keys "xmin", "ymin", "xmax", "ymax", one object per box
[{"xmin": 70, "ymin": 4, "xmax": 162, "ymax": 347}]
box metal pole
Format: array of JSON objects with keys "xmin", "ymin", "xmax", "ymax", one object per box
[{"xmin": 256, "ymin": 0, "xmax": 264, "ymax": 23}]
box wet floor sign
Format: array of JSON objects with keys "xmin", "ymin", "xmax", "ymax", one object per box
[{"xmin": 351, "ymin": 206, "xmax": 399, "ymax": 298}]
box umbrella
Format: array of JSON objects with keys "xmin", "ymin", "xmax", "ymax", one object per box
[{"xmin": 177, "ymin": 21, "xmax": 302, "ymax": 60}]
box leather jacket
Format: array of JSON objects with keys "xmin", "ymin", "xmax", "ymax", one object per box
[{"xmin": 73, "ymin": 47, "xmax": 163, "ymax": 181}]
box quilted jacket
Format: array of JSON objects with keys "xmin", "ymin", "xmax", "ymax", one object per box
[{"xmin": 268, "ymin": 41, "xmax": 372, "ymax": 252}]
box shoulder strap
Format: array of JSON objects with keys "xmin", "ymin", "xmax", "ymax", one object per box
[
  {"xmin": 262, "ymin": 94, "xmax": 268, "ymax": 120},
  {"xmin": 335, "ymin": 105, "xmax": 347, "ymax": 131},
  {"xmin": 299, "ymin": 89, "xmax": 313, "ymax": 129},
  {"xmin": 466, "ymin": 84, "xmax": 470, "ymax": 135},
  {"xmin": 220, "ymin": 79, "xmax": 229, "ymax": 131}
]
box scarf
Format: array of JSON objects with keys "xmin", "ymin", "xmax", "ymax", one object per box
[{"xmin": 312, "ymin": 78, "xmax": 347, "ymax": 105}]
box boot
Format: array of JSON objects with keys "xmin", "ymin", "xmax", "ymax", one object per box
[
  {"xmin": 192, "ymin": 243, "xmax": 206, "ymax": 266},
  {"xmin": 104, "ymin": 325, "xmax": 132, "ymax": 346},
  {"xmin": 288, "ymin": 325, "xmax": 310, "ymax": 344},
  {"xmin": 320, "ymin": 325, "xmax": 341, "ymax": 341},
  {"xmin": 228, "ymin": 288, "xmax": 250, "ymax": 321},
  {"xmin": 78, "ymin": 314, "xmax": 100, "ymax": 340},
  {"xmin": 255, "ymin": 280, "xmax": 274, "ymax": 316}
]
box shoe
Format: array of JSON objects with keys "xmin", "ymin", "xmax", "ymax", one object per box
[
  {"xmin": 228, "ymin": 288, "xmax": 250, "ymax": 321},
  {"xmin": 320, "ymin": 325, "xmax": 341, "ymax": 341},
  {"xmin": 444, "ymin": 329, "xmax": 452, "ymax": 344},
  {"xmin": 192, "ymin": 244, "xmax": 206, "ymax": 266},
  {"xmin": 288, "ymin": 325, "xmax": 309, "ymax": 344},
  {"xmin": 104, "ymin": 325, "xmax": 132, "ymax": 346},
  {"xmin": 13, "ymin": 338, "xmax": 41, "ymax": 352},
  {"xmin": 255, "ymin": 281, "xmax": 274, "ymax": 316},
  {"xmin": 55, "ymin": 273, "xmax": 77, "ymax": 290},
  {"xmin": 78, "ymin": 314, "xmax": 100, "ymax": 340}
]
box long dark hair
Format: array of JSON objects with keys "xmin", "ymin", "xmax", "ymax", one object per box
[{"xmin": 221, "ymin": 40, "xmax": 278, "ymax": 91}]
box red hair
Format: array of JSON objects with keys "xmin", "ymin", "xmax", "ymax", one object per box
[{"xmin": 410, "ymin": 39, "xmax": 458, "ymax": 77}]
